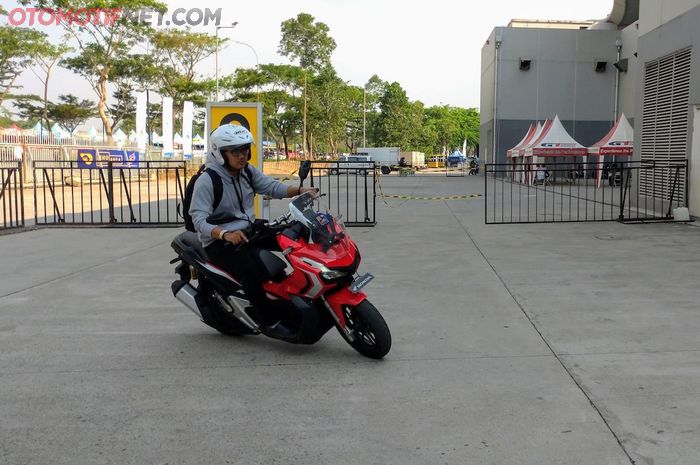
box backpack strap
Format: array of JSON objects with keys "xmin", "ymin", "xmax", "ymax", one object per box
[
  {"xmin": 204, "ymin": 168, "xmax": 224, "ymax": 211},
  {"xmin": 242, "ymin": 164, "xmax": 256, "ymax": 196}
]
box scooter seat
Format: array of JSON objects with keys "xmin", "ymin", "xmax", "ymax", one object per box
[{"xmin": 175, "ymin": 231, "xmax": 210, "ymax": 261}]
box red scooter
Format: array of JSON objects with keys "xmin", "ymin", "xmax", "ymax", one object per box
[{"xmin": 170, "ymin": 161, "xmax": 391, "ymax": 359}]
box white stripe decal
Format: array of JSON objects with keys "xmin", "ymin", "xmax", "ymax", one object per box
[{"xmin": 197, "ymin": 260, "xmax": 240, "ymax": 284}]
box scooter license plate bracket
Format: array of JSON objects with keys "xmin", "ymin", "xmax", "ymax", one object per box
[{"xmin": 350, "ymin": 273, "xmax": 374, "ymax": 294}]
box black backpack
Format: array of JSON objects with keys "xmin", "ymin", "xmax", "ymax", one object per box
[{"xmin": 180, "ymin": 164, "xmax": 256, "ymax": 232}]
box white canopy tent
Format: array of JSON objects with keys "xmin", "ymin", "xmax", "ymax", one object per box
[
  {"xmin": 507, "ymin": 122, "xmax": 539, "ymax": 183},
  {"xmin": 523, "ymin": 115, "xmax": 587, "ymax": 184},
  {"xmin": 588, "ymin": 113, "xmax": 634, "ymax": 187}
]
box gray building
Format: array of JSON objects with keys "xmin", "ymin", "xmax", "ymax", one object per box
[
  {"xmin": 481, "ymin": 0, "xmax": 700, "ymax": 217},
  {"xmin": 480, "ymin": 26, "xmax": 621, "ymax": 166}
]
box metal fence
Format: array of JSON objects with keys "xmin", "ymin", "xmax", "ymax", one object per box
[
  {"xmin": 0, "ymin": 161, "xmax": 24, "ymax": 229},
  {"xmin": 484, "ymin": 160, "xmax": 688, "ymax": 224},
  {"xmin": 32, "ymin": 160, "xmax": 186, "ymax": 226},
  {"xmin": 306, "ymin": 160, "xmax": 377, "ymax": 226}
]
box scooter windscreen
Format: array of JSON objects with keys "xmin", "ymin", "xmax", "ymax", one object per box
[{"xmin": 289, "ymin": 193, "xmax": 344, "ymax": 250}]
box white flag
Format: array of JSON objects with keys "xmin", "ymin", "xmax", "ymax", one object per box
[
  {"xmin": 182, "ymin": 101, "xmax": 193, "ymax": 160},
  {"xmin": 136, "ymin": 91, "xmax": 147, "ymax": 153},
  {"xmin": 162, "ymin": 96, "xmax": 174, "ymax": 158}
]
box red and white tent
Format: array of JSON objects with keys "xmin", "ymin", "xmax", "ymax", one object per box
[
  {"xmin": 588, "ymin": 113, "xmax": 634, "ymax": 187},
  {"xmin": 507, "ymin": 122, "xmax": 539, "ymax": 182},
  {"xmin": 523, "ymin": 115, "xmax": 587, "ymax": 183},
  {"xmin": 511, "ymin": 121, "xmax": 547, "ymax": 183},
  {"xmin": 507, "ymin": 123, "xmax": 536, "ymax": 159},
  {"xmin": 524, "ymin": 115, "xmax": 587, "ymax": 158}
]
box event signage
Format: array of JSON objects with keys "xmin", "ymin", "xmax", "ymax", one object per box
[
  {"xmin": 162, "ymin": 96, "xmax": 174, "ymax": 158},
  {"xmin": 206, "ymin": 101, "xmax": 263, "ymax": 214},
  {"xmin": 136, "ymin": 91, "xmax": 147, "ymax": 152},
  {"xmin": 76, "ymin": 148, "xmax": 140, "ymax": 169},
  {"xmin": 182, "ymin": 100, "xmax": 193, "ymax": 160}
]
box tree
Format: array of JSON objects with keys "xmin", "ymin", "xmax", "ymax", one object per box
[
  {"xmin": 279, "ymin": 12, "xmax": 337, "ymax": 157},
  {"xmin": 0, "ymin": 8, "xmax": 48, "ymax": 106},
  {"xmin": 21, "ymin": 0, "xmax": 167, "ymax": 137},
  {"xmin": 28, "ymin": 38, "xmax": 72, "ymax": 131},
  {"xmin": 49, "ymin": 94, "xmax": 95, "ymax": 134},
  {"xmin": 424, "ymin": 105, "xmax": 480, "ymax": 154},
  {"xmin": 150, "ymin": 29, "xmax": 219, "ymax": 110},
  {"xmin": 278, "ymin": 13, "xmax": 336, "ymax": 73},
  {"xmin": 307, "ymin": 68, "xmax": 355, "ymax": 155},
  {"xmin": 13, "ymin": 95, "xmax": 44, "ymax": 123},
  {"xmin": 374, "ymin": 82, "xmax": 419, "ymax": 149},
  {"xmin": 221, "ymin": 64, "xmax": 304, "ymax": 157},
  {"xmin": 14, "ymin": 94, "xmax": 95, "ymax": 134}
]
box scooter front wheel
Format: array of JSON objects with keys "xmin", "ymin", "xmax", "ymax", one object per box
[{"xmin": 339, "ymin": 300, "xmax": 391, "ymax": 359}]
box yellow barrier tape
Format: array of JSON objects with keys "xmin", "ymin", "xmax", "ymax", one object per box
[{"xmin": 382, "ymin": 194, "xmax": 483, "ymax": 200}]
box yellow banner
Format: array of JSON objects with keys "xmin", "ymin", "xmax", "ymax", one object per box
[
  {"xmin": 207, "ymin": 103, "xmax": 262, "ymax": 171},
  {"xmin": 207, "ymin": 102, "xmax": 263, "ymax": 215}
]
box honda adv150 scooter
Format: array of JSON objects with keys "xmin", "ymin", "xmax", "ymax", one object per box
[{"xmin": 170, "ymin": 161, "xmax": 391, "ymax": 359}]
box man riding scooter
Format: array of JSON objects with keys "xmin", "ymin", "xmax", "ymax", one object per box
[{"xmin": 189, "ymin": 124, "xmax": 317, "ymax": 339}]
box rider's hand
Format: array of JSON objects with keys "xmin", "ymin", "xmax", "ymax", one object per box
[
  {"xmin": 300, "ymin": 187, "xmax": 319, "ymax": 195},
  {"xmin": 223, "ymin": 230, "xmax": 248, "ymax": 245}
]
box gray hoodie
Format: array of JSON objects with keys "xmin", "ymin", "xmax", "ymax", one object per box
[{"xmin": 189, "ymin": 152, "xmax": 289, "ymax": 247}]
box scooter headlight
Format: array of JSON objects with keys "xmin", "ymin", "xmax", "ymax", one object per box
[{"xmin": 321, "ymin": 270, "xmax": 349, "ymax": 281}]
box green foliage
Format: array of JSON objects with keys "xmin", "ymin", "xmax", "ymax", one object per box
[
  {"xmin": 278, "ymin": 13, "xmax": 336, "ymax": 73},
  {"xmin": 0, "ymin": 18, "xmax": 49, "ymax": 105},
  {"xmin": 20, "ymin": 0, "xmax": 167, "ymax": 136},
  {"xmin": 221, "ymin": 64, "xmax": 304, "ymax": 155},
  {"xmin": 50, "ymin": 94, "xmax": 96, "ymax": 133},
  {"xmin": 14, "ymin": 94, "xmax": 95, "ymax": 133},
  {"xmin": 150, "ymin": 28, "xmax": 218, "ymax": 109}
]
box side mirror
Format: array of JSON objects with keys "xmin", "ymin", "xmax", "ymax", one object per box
[{"xmin": 298, "ymin": 160, "xmax": 311, "ymax": 182}]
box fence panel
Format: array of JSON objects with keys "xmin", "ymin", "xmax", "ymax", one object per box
[
  {"xmin": 484, "ymin": 160, "xmax": 688, "ymax": 224},
  {"xmin": 0, "ymin": 161, "xmax": 24, "ymax": 229},
  {"xmin": 306, "ymin": 160, "xmax": 376, "ymax": 227},
  {"xmin": 33, "ymin": 160, "xmax": 186, "ymax": 226}
]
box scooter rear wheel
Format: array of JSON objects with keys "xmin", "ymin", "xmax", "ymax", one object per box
[{"xmin": 339, "ymin": 300, "xmax": 391, "ymax": 359}]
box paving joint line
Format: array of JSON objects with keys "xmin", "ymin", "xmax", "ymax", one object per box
[{"xmin": 444, "ymin": 200, "xmax": 637, "ymax": 465}]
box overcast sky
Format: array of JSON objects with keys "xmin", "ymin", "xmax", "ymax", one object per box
[{"xmin": 6, "ymin": 0, "xmax": 615, "ymax": 111}]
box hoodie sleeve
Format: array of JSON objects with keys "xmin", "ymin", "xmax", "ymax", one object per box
[
  {"xmin": 248, "ymin": 165, "xmax": 289, "ymax": 199},
  {"xmin": 189, "ymin": 173, "xmax": 216, "ymax": 238}
]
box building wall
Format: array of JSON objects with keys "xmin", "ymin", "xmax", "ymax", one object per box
[
  {"xmin": 638, "ymin": 0, "xmax": 700, "ymax": 36},
  {"xmin": 617, "ymin": 21, "xmax": 640, "ymax": 124},
  {"xmin": 636, "ymin": 3, "xmax": 700, "ymax": 215},
  {"xmin": 480, "ymin": 27, "xmax": 619, "ymax": 164},
  {"xmin": 480, "ymin": 29, "xmax": 497, "ymax": 162}
]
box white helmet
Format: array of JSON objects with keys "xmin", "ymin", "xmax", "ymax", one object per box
[{"xmin": 210, "ymin": 124, "xmax": 255, "ymax": 165}]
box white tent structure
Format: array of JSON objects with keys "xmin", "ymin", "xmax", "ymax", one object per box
[
  {"xmin": 512, "ymin": 121, "xmax": 548, "ymax": 183},
  {"xmin": 113, "ymin": 128, "xmax": 127, "ymax": 144},
  {"xmin": 507, "ymin": 123, "xmax": 537, "ymax": 182},
  {"xmin": 51, "ymin": 123, "xmax": 70, "ymax": 140},
  {"xmin": 173, "ymin": 132, "xmax": 183, "ymax": 146},
  {"xmin": 87, "ymin": 126, "xmax": 98, "ymax": 141},
  {"xmin": 151, "ymin": 131, "xmax": 162, "ymax": 145},
  {"xmin": 523, "ymin": 115, "xmax": 587, "ymax": 184},
  {"xmin": 588, "ymin": 113, "xmax": 634, "ymax": 188}
]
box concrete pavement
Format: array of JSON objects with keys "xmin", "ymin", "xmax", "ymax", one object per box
[{"xmin": 0, "ymin": 174, "xmax": 698, "ymax": 465}]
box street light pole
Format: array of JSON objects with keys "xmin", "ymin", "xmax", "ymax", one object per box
[
  {"xmin": 363, "ymin": 86, "xmax": 366, "ymax": 148},
  {"xmin": 215, "ymin": 22, "xmax": 238, "ymax": 101},
  {"xmin": 232, "ymin": 40, "xmax": 260, "ymax": 101}
]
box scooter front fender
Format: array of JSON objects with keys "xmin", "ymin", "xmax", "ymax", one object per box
[{"xmin": 325, "ymin": 288, "xmax": 367, "ymax": 326}]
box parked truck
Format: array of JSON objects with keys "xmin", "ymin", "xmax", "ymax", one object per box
[
  {"xmin": 356, "ymin": 147, "xmax": 400, "ymax": 166},
  {"xmin": 399, "ymin": 151, "xmax": 426, "ymax": 168}
]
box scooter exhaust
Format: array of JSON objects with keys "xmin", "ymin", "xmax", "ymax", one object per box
[{"xmin": 171, "ymin": 280, "xmax": 202, "ymax": 318}]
